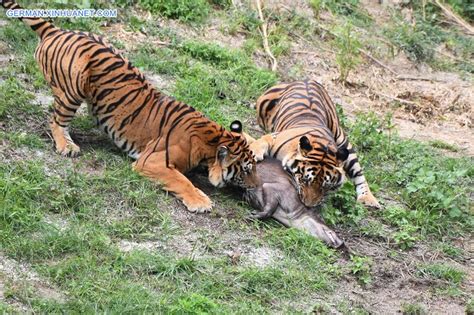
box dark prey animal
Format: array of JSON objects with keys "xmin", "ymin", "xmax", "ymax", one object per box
[{"xmin": 243, "ymin": 159, "xmax": 344, "ymax": 248}]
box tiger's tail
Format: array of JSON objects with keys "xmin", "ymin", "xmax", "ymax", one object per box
[{"xmin": 1, "ymin": 0, "xmax": 58, "ymax": 39}]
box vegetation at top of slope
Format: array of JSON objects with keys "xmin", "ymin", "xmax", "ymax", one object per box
[
  {"xmin": 138, "ymin": 0, "xmax": 210, "ymax": 23},
  {"xmin": 309, "ymin": 0, "xmax": 373, "ymax": 26},
  {"xmin": 382, "ymin": 2, "xmax": 474, "ymax": 73}
]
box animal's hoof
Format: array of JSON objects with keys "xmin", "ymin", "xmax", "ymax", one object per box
[
  {"xmin": 357, "ymin": 193, "xmax": 381, "ymax": 210},
  {"xmin": 57, "ymin": 142, "xmax": 81, "ymax": 158},
  {"xmin": 183, "ymin": 189, "xmax": 212, "ymax": 213},
  {"xmin": 247, "ymin": 211, "xmax": 263, "ymax": 220}
]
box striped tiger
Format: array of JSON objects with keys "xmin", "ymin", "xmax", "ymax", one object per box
[
  {"xmin": 1, "ymin": 0, "xmax": 258, "ymax": 213},
  {"xmin": 250, "ymin": 80, "xmax": 381, "ymax": 209}
]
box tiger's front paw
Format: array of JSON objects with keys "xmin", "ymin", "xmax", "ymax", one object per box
[
  {"xmin": 249, "ymin": 143, "xmax": 266, "ymax": 162},
  {"xmin": 57, "ymin": 142, "xmax": 81, "ymax": 158},
  {"xmin": 182, "ymin": 189, "xmax": 213, "ymax": 213},
  {"xmin": 357, "ymin": 192, "xmax": 381, "ymax": 209}
]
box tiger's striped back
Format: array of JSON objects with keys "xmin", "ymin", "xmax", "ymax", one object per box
[{"xmin": 257, "ymin": 80, "xmax": 345, "ymax": 146}]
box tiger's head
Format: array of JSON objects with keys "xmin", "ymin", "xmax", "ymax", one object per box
[
  {"xmin": 208, "ymin": 120, "xmax": 258, "ymax": 189},
  {"xmin": 286, "ymin": 135, "xmax": 349, "ymax": 208}
]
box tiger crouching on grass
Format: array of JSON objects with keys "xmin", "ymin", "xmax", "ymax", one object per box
[
  {"xmin": 250, "ymin": 80, "xmax": 381, "ymax": 209},
  {"xmin": 1, "ymin": 0, "xmax": 258, "ymax": 213}
]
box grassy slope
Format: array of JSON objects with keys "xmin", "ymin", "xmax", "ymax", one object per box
[{"xmin": 0, "ymin": 1, "xmax": 473, "ymax": 313}]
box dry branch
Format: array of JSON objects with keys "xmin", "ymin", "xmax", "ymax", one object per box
[
  {"xmin": 395, "ymin": 75, "xmax": 448, "ymax": 83},
  {"xmin": 255, "ymin": 0, "xmax": 278, "ymax": 72},
  {"xmin": 431, "ymin": 0, "xmax": 474, "ymax": 35},
  {"xmin": 360, "ymin": 49, "xmax": 398, "ymax": 75},
  {"xmin": 372, "ymin": 91, "xmax": 418, "ymax": 106}
]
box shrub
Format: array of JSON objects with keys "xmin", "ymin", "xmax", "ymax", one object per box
[{"xmin": 139, "ymin": 0, "xmax": 210, "ymax": 23}]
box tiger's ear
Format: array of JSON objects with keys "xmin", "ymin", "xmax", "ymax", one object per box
[
  {"xmin": 230, "ymin": 120, "xmax": 242, "ymax": 133},
  {"xmin": 336, "ymin": 146, "xmax": 349, "ymax": 162},
  {"xmin": 298, "ymin": 136, "xmax": 312, "ymax": 156},
  {"xmin": 217, "ymin": 145, "xmax": 229, "ymax": 162}
]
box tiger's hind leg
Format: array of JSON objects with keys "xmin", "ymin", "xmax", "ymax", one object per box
[
  {"xmin": 341, "ymin": 141, "xmax": 381, "ymax": 209},
  {"xmin": 133, "ymin": 145, "xmax": 213, "ymax": 213},
  {"xmin": 49, "ymin": 93, "xmax": 82, "ymax": 157}
]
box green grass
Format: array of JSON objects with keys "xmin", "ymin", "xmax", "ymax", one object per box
[
  {"xmin": 0, "ymin": 131, "xmax": 46, "ymax": 149},
  {"xmin": 131, "ymin": 37, "xmax": 277, "ymax": 127},
  {"xmin": 401, "ymin": 302, "xmax": 427, "ymax": 315},
  {"xmin": 349, "ymin": 255, "xmax": 372, "ymax": 285},
  {"xmin": 429, "ymin": 140, "xmax": 460, "ymax": 152},
  {"xmin": 416, "ymin": 263, "xmax": 466, "ymax": 285},
  {"xmin": 139, "ymin": 0, "xmax": 211, "ymax": 23},
  {"xmin": 0, "ymin": 77, "xmax": 40, "ymax": 121},
  {"xmin": 310, "ymin": 0, "xmax": 373, "ymax": 26}
]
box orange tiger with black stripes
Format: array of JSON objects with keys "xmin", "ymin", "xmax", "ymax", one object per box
[
  {"xmin": 250, "ymin": 80, "xmax": 381, "ymax": 209},
  {"xmin": 1, "ymin": 0, "xmax": 258, "ymax": 212}
]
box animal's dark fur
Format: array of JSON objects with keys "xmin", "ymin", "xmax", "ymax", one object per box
[{"xmin": 244, "ymin": 159, "xmax": 344, "ymax": 248}]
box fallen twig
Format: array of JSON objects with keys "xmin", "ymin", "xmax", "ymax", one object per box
[
  {"xmin": 152, "ymin": 40, "xmax": 170, "ymax": 46},
  {"xmin": 292, "ymin": 50, "xmax": 318, "ymax": 55},
  {"xmin": 255, "ymin": 0, "xmax": 278, "ymax": 72},
  {"xmin": 434, "ymin": 48, "xmax": 465, "ymax": 63},
  {"xmin": 372, "ymin": 91, "xmax": 418, "ymax": 106},
  {"xmin": 360, "ymin": 49, "xmax": 398, "ymax": 75},
  {"xmin": 395, "ymin": 75, "xmax": 447, "ymax": 83}
]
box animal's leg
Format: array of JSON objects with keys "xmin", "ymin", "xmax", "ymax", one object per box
[
  {"xmin": 249, "ymin": 134, "xmax": 275, "ymax": 161},
  {"xmin": 339, "ymin": 140, "xmax": 381, "ymax": 209},
  {"xmin": 133, "ymin": 149, "xmax": 212, "ymax": 213},
  {"xmin": 49, "ymin": 92, "xmax": 82, "ymax": 157},
  {"xmin": 249, "ymin": 183, "xmax": 279, "ymax": 219}
]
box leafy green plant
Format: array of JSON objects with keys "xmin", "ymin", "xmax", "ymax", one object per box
[
  {"xmin": 224, "ymin": 8, "xmax": 261, "ymax": 36},
  {"xmin": 467, "ymin": 298, "xmax": 474, "ymax": 315},
  {"xmin": 401, "ymin": 302, "xmax": 427, "ymax": 315},
  {"xmin": 393, "ymin": 224, "xmax": 418, "ymax": 250},
  {"xmin": 445, "ymin": 0, "xmax": 474, "ymax": 22},
  {"xmin": 209, "ymin": 0, "xmax": 232, "ymax": 10},
  {"xmin": 405, "ymin": 167, "xmax": 469, "ymax": 219},
  {"xmin": 384, "ymin": 18, "xmax": 437, "ymax": 63},
  {"xmin": 321, "ymin": 181, "xmax": 368, "ymax": 227},
  {"xmin": 349, "ymin": 256, "xmax": 372, "ymax": 285},
  {"xmin": 138, "ymin": 0, "xmax": 210, "ymax": 23},
  {"xmin": 333, "ymin": 22, "xmax": 361, "ymax": 83}
]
